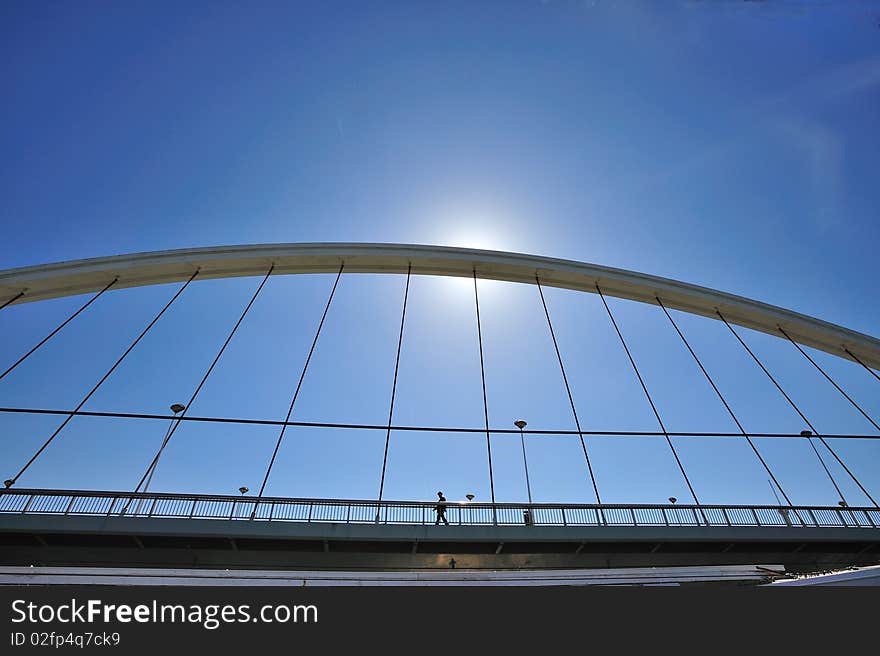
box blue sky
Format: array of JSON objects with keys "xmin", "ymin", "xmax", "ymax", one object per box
[{"xmin": 1, "ymin": 1, "xmax": 879, "ymax": 508}]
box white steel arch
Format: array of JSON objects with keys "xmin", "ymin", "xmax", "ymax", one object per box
[{"xmin": 0, "ymin": 242, "xmax": 878, "ymax": 368}]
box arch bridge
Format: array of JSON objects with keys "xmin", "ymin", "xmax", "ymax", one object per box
[{"xmin": 1, "ymin": 243, "xmax": 879, "ymax": 573}]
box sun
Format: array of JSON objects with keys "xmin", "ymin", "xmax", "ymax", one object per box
[{"xmin": 425, "ymin": 220, "xmax": 519, "ymax": 301}]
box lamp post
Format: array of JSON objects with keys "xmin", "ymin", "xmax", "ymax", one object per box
[
  {"xmin": 140, "ymin": 403, "xmax": 185, "ymax": 496},
  {"xmin": 227, "ymin": 487, "xmax": 250, "ymax": 520},
  {"xmin": 464, "ymin": 494, "xmax": 474, "ymax": 524},
  {"xmin": 515, "ymin": 420, "xmax": 533, "ymax": 505},
  {"xmin": 668, "ymin": 496, "xmax": 678, "ymax": 526},
  {"xmin": 515, "ymin": 420, "xmax": 535, "ymax": 526},
  {"xmin": 801, "ymin": 430, "xmax": 851, "ymax": 509}
]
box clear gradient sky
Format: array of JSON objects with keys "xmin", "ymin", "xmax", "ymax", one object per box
[{"xmin": 1, "ymin": 1, "xmax": 879, "ymax": 508}]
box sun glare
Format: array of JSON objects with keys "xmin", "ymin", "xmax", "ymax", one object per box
[
  {"xmin": 417, "ymin": 209, "xmax": 523, "ymax": 302},
  {"xmin": 432, "ymin": 225, "xmax": 516, "ymax": 301}
]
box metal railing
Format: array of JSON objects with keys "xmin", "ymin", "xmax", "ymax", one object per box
[{"xmin": 1, "ymin": 488, "xmax": 878, "ymax": 529}]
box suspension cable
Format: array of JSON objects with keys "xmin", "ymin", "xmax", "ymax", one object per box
[
  {"xmin": 255, "ymin": 264, "xmax": 344, "ymax": 500},
  {"xmin": 0, "ymin": 291, "xmax": 25, "ymax": 312},
  {"xmin": 473, "ymin": 270, "xmax": 496, "ymax": 513},
  {"xmin": 536, "ymin": 276, "xmax": 602, "ymax": 504},
  {"xmin": 717, "ymin": 310, "xmax": 878, "ymax": 507},
  {"xmin": 3, "ymin": 405, "xmax": 880, "ymax": 439},
  {"xmin": 596, "ymin": 284, "xmax": 703, "ymax": 507},
  {"xmin": 717, "ymin": 310, "xmax": 844, "ymax": 502},
  {"xmin": 0, "ymin": 278, "xmax": 118, "ymax": 382},
  {"xmin": 844, "ymin": 347, "xmax": 880, "ymax": 385},
  {"xmin": 3, "ymin": 270, "xmax": 200, "ymax": 488},
  {"xmin": 377, "ymin": 264, "xmax": 411, "ymax": 506},
  {"xmin": 131, "ymin": 266, "xmax": 274, "ymax": 495},
  {"xmin": 656, "ymin": 297, "xmax": 792, "ymax": 506},
  {"xmin": 778, "ymin": 327, "xmax": 880, "ymax": 433}
]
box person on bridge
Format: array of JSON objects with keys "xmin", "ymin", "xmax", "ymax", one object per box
[{"xmin": 434, "ymin": 491, "xmax": 449, "ymax": 525}]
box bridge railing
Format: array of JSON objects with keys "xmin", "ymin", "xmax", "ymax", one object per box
[{"xmin": 1, "ymin": 488, "xmax": 878, "ymax": 528}]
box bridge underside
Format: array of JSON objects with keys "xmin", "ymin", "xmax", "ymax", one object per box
[{"xmin": 1, "ymin": 516, "xmax": 878, "ymax": 573}]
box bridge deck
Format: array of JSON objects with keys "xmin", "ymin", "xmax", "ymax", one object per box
[{"xmin": 1, "ymin": 490, "xmax": 878, "ymax": 572}]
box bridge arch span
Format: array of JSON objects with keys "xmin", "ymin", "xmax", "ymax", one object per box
[{"xmin": 0, "ymin": 242, "xmax": 878, "ymax": 368}]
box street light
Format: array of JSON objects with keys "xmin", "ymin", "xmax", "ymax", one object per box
[
  {"xmin": 667, "ymin": 497, "xmax": 681, "ymax": 526},
  {"xmin": 239, "ymin": 487, "xmax": 249, "ymax": 495},
  {"xmin": 515, "ymin": 419, "xmax": 535, "ymax": 526},
  {"xmin": 465, "ymin": 494, "xmax": 475, "ymax": 501},
  {"xmin": 133, "ymin": 403, "xmax": 185, "ymax": 515},
  {"xmin": 141, "ymin": 403, "xmax": 186, "ymax": 496},
  {"xmin": 514, "ymin": 420, "xmax": 533, "ymax": 506}
]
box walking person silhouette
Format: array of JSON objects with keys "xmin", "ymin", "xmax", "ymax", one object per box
[{"xmin": 434, "ymin": 491, "xmax": 449, "ymax": 525}]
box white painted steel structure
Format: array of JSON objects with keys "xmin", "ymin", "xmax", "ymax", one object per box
[{"xmin": 1, "ymin": 242, "xmax": 878, "ymax": 367}]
